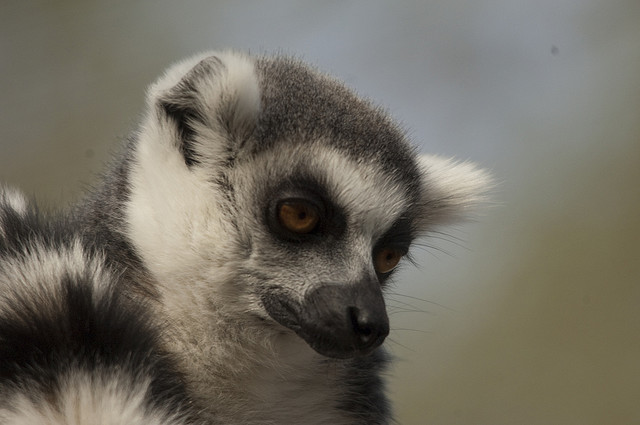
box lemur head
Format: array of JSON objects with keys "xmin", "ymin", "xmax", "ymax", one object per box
[{"xmin": 126, "ymin": 51, "xmax": 489, "ymax": 359}]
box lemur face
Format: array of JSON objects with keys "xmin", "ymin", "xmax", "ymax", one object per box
[
  {"xmin": 126, "ymin": 51, "xmax": 489, "ymax": 359},
  {"xmin": 229, "ymin": 143, "xmax": 418, "ymax": 358}
]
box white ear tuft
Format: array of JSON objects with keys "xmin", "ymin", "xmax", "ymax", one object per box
[{"xmin": 417, "ymin": 154, "xmax": 492, "ymax": 227}]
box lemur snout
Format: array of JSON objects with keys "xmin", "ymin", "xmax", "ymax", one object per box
[{"xmin": 262, "ymin": 280, "xmax": 389, "ymax": 359}]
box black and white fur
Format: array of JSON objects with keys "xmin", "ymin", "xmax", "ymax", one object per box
[
  {"xmin": 0, "ymin": 188, "xmax": 200, "ymax": 424},
  {"xmin": 0, "ymin": 51, "xmax": 489, "ymax": 424}
]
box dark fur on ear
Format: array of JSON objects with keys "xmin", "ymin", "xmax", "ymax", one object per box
[
  {"xmin": 151, "ymin": 53, "xmax": 260, "ymax": 168},
  {"xmin": 157, "ymin": 57, "xmax": 223, "ymax": 166}
]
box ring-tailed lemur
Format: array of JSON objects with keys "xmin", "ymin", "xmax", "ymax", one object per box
[{"xmin": 0, "ymin": 51, "xmax": 489, "ymax": 424}]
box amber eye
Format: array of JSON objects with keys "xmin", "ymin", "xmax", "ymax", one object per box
[
  {"xmin": 278, "ymin": 201, "xmax": 320, "ymax": 234},
  {"xmin": 374, "ymin": 248, "xmax": 404, "ymax": 274}
]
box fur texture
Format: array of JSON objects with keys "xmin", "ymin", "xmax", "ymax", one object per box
[
  {"xmin": 0, "ymin": 52, "xmax": 490, "ymax": 424},
  {"xmin": 0, "ymin": 188, "xmax": 201, "ymax": 424}
]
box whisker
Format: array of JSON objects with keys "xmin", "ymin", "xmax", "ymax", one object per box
[
  {"xmin": 426, "ymin": 229, "xmax": 469, "ymax": 244},
  {"xmin": 386, "ymin": 292, "xmax": 456, "ymax": 312},
  {"xmin": 391, "ymin": 328, "xmax": 432, "ymax": 334},
  {"xmin": 386, "ymin": 296, "xmax": 425, "ymax": 311},
  {"xmin": 409, "ymin": 242, "xmax": 454, "ymax": 258},
  {"xmin": 385, "ymin": 337, "xmax": 415, "ymax": 353},
  {"xmin": 387, "ymin": 307, "xmax": 432, "ymax": 316}
]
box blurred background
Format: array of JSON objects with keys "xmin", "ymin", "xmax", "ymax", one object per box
[{"xmin": 1, "ymin": 1, "xmax": 639, "ymax": 424}]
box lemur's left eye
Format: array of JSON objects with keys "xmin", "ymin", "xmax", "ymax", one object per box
[
  {"xmin": 374, "ymin": 248, "xmax": 404, "ymax": 274},
  {"xmin": 278, "ymin": 200, "xmax": 320, "ymax": 234}
]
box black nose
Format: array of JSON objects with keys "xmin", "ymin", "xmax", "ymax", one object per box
[
  {"xmin": 287, "ymin": 281, "xmax": 389, "ymax": 358},
  {"xmin": 348, "ymin": 306, "xmax": 390, "ymax": 351}
]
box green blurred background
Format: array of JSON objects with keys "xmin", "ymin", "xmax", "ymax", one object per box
[{"xmin": 1, "ymin": 1, "xmax": 639, "ymax": 424}]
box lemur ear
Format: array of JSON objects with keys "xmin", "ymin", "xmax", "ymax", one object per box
[
  {"xmin": 148, "ymin": 51, "xmax": 261, "ymax": 167},
  {"xmin": 416, "ymin": 154, "xmax": 492, "ymax": 229}
]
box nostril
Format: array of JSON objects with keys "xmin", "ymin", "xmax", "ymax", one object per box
[
  {"xmin": 348, "ymin": 307, "xmax": 387, "ymax": 349},
  {"xmin": 351, "ymin": 309, "xmax": 371, "ymax": 336}
]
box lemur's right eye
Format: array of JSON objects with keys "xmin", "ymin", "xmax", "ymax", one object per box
[{"xmin": 277, "ymin": 200, "xmax": 320, "ymax": 234}]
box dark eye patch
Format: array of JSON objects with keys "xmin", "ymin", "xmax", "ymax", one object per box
[
  {"xmin": 264, "ymin": 177, "xmax": 346, "ymax": 244},
  {"xmin": 374, "ymin": 216, "xmax": 414, "ymax": 251},
  {"xmin": 372, "ymin": 216, "xmax": 415, "ymax": 280}
]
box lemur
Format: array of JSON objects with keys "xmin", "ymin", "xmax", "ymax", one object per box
[{"xmin": 0, "ymin": 51, "xmax": 489, "ymax": 424}]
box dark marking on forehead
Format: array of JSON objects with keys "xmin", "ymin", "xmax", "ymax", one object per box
[{"xmin": 253, "ymin": 57, "xmax": 422, "ymax": 204}]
